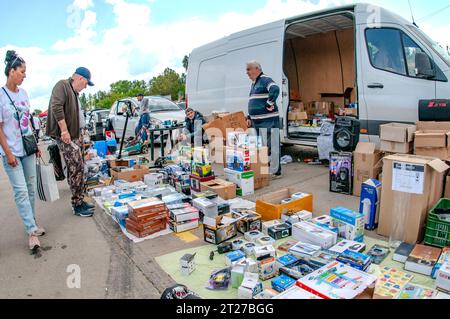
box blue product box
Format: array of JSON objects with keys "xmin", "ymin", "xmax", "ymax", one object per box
[
  {"xmin": 330, "ymin": 207, "xmax": 365, "ymax": 243},
  {"xmin": 271, "ymin": 274, "xmax": 296, "ymax": 293},
  {"xmin": 316, "ymin": 223, "xmax": 339, "ymax": 234},
  {"xmin": 118, "ymin": 191, "xmax": 137, "ymax": 200},
  {"xmin": 359, "ymin": 179, "xmax": 382, "ymax": 231},
  {"xmin": 276, "ymin": 254, "xmax": 299, "ymax": 269},
  {"xmin": 111, "ymin": 206, "xmax": 129, "ymax": 228},
  {"xmin": 336, "ymin": 249, "xmax": 372, "ymax": 271},
  {"xmin": 225, "ymin": 250, "xmax": 246, "ymax": 266}
]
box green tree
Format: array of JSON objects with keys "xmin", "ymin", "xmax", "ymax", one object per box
[
  {"xmin": 182, "ymin": 55, "xmax": 189, "ymax": 72},
  {"xmin": 149, "ymin": 68, "xmax": 185, "ymax": 101}
]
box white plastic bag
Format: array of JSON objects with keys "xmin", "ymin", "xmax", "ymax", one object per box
[{"xmin": 36, "ymin": 159, "xmax": 60, "ymax": 202}]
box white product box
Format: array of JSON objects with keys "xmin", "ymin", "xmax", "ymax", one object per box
[
  {"xmin": 436, "ymin": 262, "xmax": 450, "ymax": 294},
  {"xmin": 292, "ymin": 221, "xmax": 338, "ymax": 249},
  {"xmin": 224, "ymin": 168, "xmax": 254, "ymax": 196},
  {"xmin": 282, "ymin": 210, "xmax": 313, "ymax": 224},
  {"xmin": 329, "ymin": 240, "xmax": 366, "ymax": 254},
  {"xmin": 192, "ymin": 197, "xmax": 218, "ymax": 218},
  {"xmin": 257, "ymin": 236, "xmax": 276, "ymax": 246},
  {"xmin": 244, "ymin": 230, "xmax": 265, "ymax": 242},
  {"xmin": 238, "ymin": 272, "xmax": 263, "ymax": 299},
  {"xmin": 262, "ymin": 220, "xmax": 282, "ymax": 235},
  {"xmin": 253, "ymin": 245, "xmax": 276, "ymax": 260}
]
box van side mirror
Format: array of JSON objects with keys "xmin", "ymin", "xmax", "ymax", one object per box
[{"xmin": 415, "ymin": 52, "xmax": 435, "ymax": 79}]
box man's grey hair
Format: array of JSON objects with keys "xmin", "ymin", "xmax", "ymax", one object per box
[{"xmin": 247, "ymin": 60, "xmax": 262, "ymax": 71}]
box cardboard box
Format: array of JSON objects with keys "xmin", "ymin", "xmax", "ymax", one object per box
[
  {"xmin": 330, "ymin": 207, "xmax": 365, "ymax": 242},
  {"xmin": 378, "ymin": 154, "xmax": 449, "ymax": 243},
  {"xmin": 380, "ymin": 123, "xmax": 416, "ymax": 154},
  {"xmin": 256, "ymin": 188, "xmax": 313, "ymax": 221},
  {"xmin": 436, "ymin": 262, "xmax": 450, "ymax": 293},
  {"xmin": 226, "ymin": 148, "xmax": 252, "ymax": 172},
  {"xmin": 200, "ymin": 178, "xmax": 236, "ymax": 200},
  {"xmin": 353, "ymin": 143, "xmax": 383, "ymax": 196},
  {"xmin": 203, "ymin": 222, "xmax": 238, "ymax": 245},
  {"xmin": 224, "ymin": 169, "xmax": 255, "ymax": 196},
  {"xmin": 169, "ymin": 219, "xmax": 199, "ymax": 233},
  {"xmin": 360, "ymin": 179, "xmax": 382, "ymax": 231},
  {"xmin": 251, "ymin": 147, "xmax": 270, "ymax": 190},
  {"xmin": 203, "ymin": 112, "xmax": 248, "ymax": 141},
  {"xmin": 380, "ymin": 123, "xmax": 416, "ymax": 143},
  {"xmin": 190, "ymin": 174, "xmax": 215, "ymax": 193},
  {"xmin": 445, "ymin": 172, "xmax": 450, "ymax": 198},
  {"xmin": 110, "ymin": 165, "xmax": 150, "ymax": 182},
  {"xmin": 414, "ymin": 130, "xmax": 450, "ymax": 160}
]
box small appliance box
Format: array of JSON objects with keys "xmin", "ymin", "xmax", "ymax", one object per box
[
  {"xmin": 268, "ymin": 223, "xmax": 292, "ymax": 240},
  {"xmin": 359, "ymin": 179, "xmax": 382, "ymax": 231},
  {"xmin": 256, "ymin": 188, "xmax": 313, "ymax": 221},
  {"xmin": 329, "ymin": 151, "xmax": 353, "ymax": 195},
  {"xmin": 203, "ymin": 223, "xmax": 238, "ymax": 245},
  {"xmin": 190, "ymin": 174, "xmax": 215, "ymax": 193},
  {"xmin": 226, "ymin": 147, "xmax": 252, "ymax": 172},
  {"xmin": 238, "ymin": 272, "xmax": 264, "ymax": 299},
  {"xmin": 271, "ymin": 275, "xmax": 296, "ymax": 293},
  {"xmin": 330, "ymin": 207, "xmax": 365, "ymax": 242},
  {"xmin": 235, "ymin": 211, "xmax": 262, "ymax": 234},
  {"xmin": 224, "ymin": 168, "xmax": 255, "ymax": 196},
  {"xmin": 258, "ymin": 257, "xmax": 277, "ymax": 281},
  {"xmin": 432, "ymin": 248, "xmax": 450, "ymax": 279}
]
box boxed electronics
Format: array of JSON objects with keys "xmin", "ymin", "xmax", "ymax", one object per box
[
  {"xmin": 126, "ymin": 198, "xmax": 168, "ymax": 238},
  {"xmin": 329, "ymin": 151, "xmax": 353, "ymax": 195},
  {"xmin": 377, "ymin": 154, "xmax": 449, "ymax": 243},
  {"xmin": 330, "ymin": 206, "xmax": 365, "ymax": 242},
  {"xmin": 233, "ymin": 210, "xmax": 262, "ymax": 234},
  {"xmin": 330, "ymin": 239, "xmax": 366, "ymax": 254},
  {"xmin": 190, "ymin": 175, "xmax": 215, "ymax": 192},
  {"xmin": 238, "ymin": 272, "xmax": 263, "ymax": 299},
  {"xmin": 192, "ymin": 197, "xmax": 218, "ymax": 218},
  {"xmin": 256, "ymin": 188, "xmax": 313, "ymax": 221},
  {"xmin": 200, "ymin": 178, "xmax": 236, "ymax": 200},
  {"xmin": 225, "ymin": 250, "xmax": 246, "ymax": 266},
  {"xmin": 258, "ymin": 257, "xmax": 277, "ymax": 281},
  {"xmin": 203, "ymin": 214, "xmax": 239, "ymax": 245},
  {"xmin": 257, "ymin": 236, "xmax": 275, "ymax": 246},
  {"xmin": 271, "ymin": 275, "xmax": 296, "ymax": 293},
  {"xmin": 226, "ymin": 147, "xmax": 251, "ymax": 172},
  {"xmin": 169, "ymin": 206, "xmax": 199, "ymax": 223},
  {"xmin": 144, "ymin": 173, "xmax": 164, "ymax": 187},
  {"xmin": 262, "ymin": 220, "xmax": 282, "ymax": 235},
  {"xmin": 180, "ymin": 254, "xmax": 196, "ymax": 276},
  {"xmin": 276, "ymin": 254, "xmax": 299, "ymax": 272},
  {"xmin": 169, "ymin": 219, "xmax": 199, "ymax": 233},
  {"xmin": 281, "ymin": 210, "xmax": 313, "ymax": 225},
  {"xmin": 360, "ymin": 179, "xmax": 382, "ymax": 231},
  {"xmin": 292, "ymin": 221, "xmax": 338, "ymax": 249},
  {"xmin": 253, "ymin": 245, "xmax": 276, "ymax": 260},
  {"xmin": 336, "ymin": 250, "xmax": 372, "ymax": 271},
  {"xmin": 244, "ymin": 230, "xmax": 264, "ymax": 243},
  {"xmin": 224, "ymin": 168, "xmax": 255, "ymax": 196},
  {"xmin": 203, "ymin": 112, "xmax": 249, "ymax": 141},
  {"xmin": 433, "ymin": 248, "xmax": 450, "ymax": 279},
  {"xmin": 268, "ymin": 223, "xmax": 292, "ymax": 240},
  {"xmin": 191, "ymin": 163, "xmax": 213, "ymax": 178},
  {"xmin": 227, "ymin": 132, "xmax": 249, "ymax": 149},
  {"xmin": 380, "ymin": 123, "xmax": 416, "ymax": 154},
  {"xmin": 353, "ymin": 142, "xmax": 383, "ymax": 196},
  {"xmin": 288, "ymin": 242, "xmax": 321, "ymax": 260},
  {"xmin": 110, "ymin": 165, "xmax": 150, "ymax": 182}
]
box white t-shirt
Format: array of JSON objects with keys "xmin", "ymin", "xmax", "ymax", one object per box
[
  {"xmin": 0, "ymin": 87, "xmax": 32, "ymax": 157},
  {"xmin": 33, "ymin": 116, "xmax": 41, "ymax": 130}
]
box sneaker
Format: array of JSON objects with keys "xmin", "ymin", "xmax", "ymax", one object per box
[
  {"xmin": 32, "ymin": 227, "xmax": 46, "ymax": 237},
  {"xmin": 82, "ymin": 201, "xmax": 95, "ymax": 211},
  {"xmin": 29, "ymin": 235, "xmax": 41, "ymax": 251},
  {"xmin": 72, "ymin": 204, "xmax": 94, "ymax": 218},
  {"xmin": 271, "ymin": 173, "xmax": 283, "ymax": 180}
]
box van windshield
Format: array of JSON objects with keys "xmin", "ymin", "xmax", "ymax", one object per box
[{"xmin": 408, "ymin": 25, "xmax": 450, "ymax": 68}]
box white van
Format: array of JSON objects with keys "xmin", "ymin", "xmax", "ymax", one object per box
[{"xmin": 186, "ymin": 3, "xmax": 450, "ymax": 146}]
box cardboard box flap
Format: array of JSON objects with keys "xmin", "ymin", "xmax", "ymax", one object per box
[
  {"xmin": 428, "ymin": 159, "xmax": 450, "ymax": 173},
  {"xmin": 380, "ymin": 123, "xmax": 416, "ymax": 143},
  {"xmin": 355, "ymin": 142, "xmax": 376, "ymax": 154},
  {"xmin": 415, "ymin": 130, "xmax": 448, "ymax": 148},
  {"xmin": 417, "ymin": 121, "xmax": 450, "ymax": 131},
  {"xmin": 384, "ymin": 154, "xmax": 439, "ymax": 165}
]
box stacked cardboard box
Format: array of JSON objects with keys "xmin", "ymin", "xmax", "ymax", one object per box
[
  {"xmin": 353, "ymin": 142, "xmax": 382, "ymax": 196},
  {"xmin": 203, "ymin": 112, "xmax": 248, "ymax": 142},
  {"xmin": 126, "ymin": 198, "xmax": 168, "ymax": 238},
  {"xmin": 200, "ymin": 178, "xmax": 237, "ymax": 200},
  {"xmin": 414, "ymin": 122, "xmax": 450, "ymax": 160},
  {"xmin": 380, "ymin": 123, "xmax": 416, "ymax": 154},
  {"xmin": 168, "ymin": 203, "xmax": 200, "ymax": 233},
  {"xmin": 110, "ymin": 165, "xmax": 150, "ymax": 182}
]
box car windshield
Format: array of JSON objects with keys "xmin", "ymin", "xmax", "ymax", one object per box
[
  {"xmin": 140, "ymin": 97, "xmax": 181, "ymax": 112},
  {"xmin": 408, "ymin": 25, "xmax": 450, "ymax": 68}
]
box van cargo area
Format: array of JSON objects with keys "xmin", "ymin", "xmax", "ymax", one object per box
[{"xmin": 283, "ymin": 13, "xmax": 357, "ymax": 143}]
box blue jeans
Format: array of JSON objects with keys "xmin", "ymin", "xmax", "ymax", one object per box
[
  {"xmin": 252, "ymin": 117, "xmax": 282, "ymax": 175},
  {"xmin": 2, "ymin": 154, "xmax": 38, "ymax": 235}
]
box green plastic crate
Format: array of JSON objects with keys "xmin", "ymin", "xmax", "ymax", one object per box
[{"xmin": 424, "ymin": 198, "xmax": 450, "ymax": 248}]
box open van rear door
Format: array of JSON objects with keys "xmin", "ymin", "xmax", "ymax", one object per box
[{"xmin": 358, "ymin": 23, "xmax": 436, "ymax": 136}]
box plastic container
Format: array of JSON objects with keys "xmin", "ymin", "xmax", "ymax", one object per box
[
  {"xmin": 424, "ymin": 198, "xmax": 450, "ymax": 248},
  {"xmin": 94, "ymin": 141, "xmax": 108, "ymax": 158}
]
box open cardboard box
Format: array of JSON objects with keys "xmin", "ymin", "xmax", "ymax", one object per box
[
  {"xmin": 200, "ymin": 178, "xmax": 237, "ymax": 200},
  {"xmin": 110, "ymin": 165, "xmax": 150, "ymax": 182},
  {"xmin": 255, "ymin": 188, "xmax": 313, "ymax": 221}
]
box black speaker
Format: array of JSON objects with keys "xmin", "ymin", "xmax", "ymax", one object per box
[
  {"xmin": 333, "ymin": 116, "xmax": 361, "ymax": 152},
  {"xmin": 419, "ymin": 99, "xmax": 450, "ymax": 121}
]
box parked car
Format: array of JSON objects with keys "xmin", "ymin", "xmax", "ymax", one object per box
[
  {"xmin": 108, "ymin": 96, "xmax": 186, "ymax": 139},
  {"xmin": 186, "ymin": 3, "xmax": 450, "ymax": 147},
  {"xmin": 86, "ymin": 109, "xmax": 110, "ymax": 141},
  {"xmin": 176, "ymin": 101, "xmax": 186, "ymax": 110}
]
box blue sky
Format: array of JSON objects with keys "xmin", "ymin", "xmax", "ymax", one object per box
[{"xmin": 0, "ymin": 0, "xmax": 449, "ymax": 109}]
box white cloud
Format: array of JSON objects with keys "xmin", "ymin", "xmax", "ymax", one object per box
[{"xmin": 1, "ymin": 0, "xmax": 448, "ymax": 111}]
